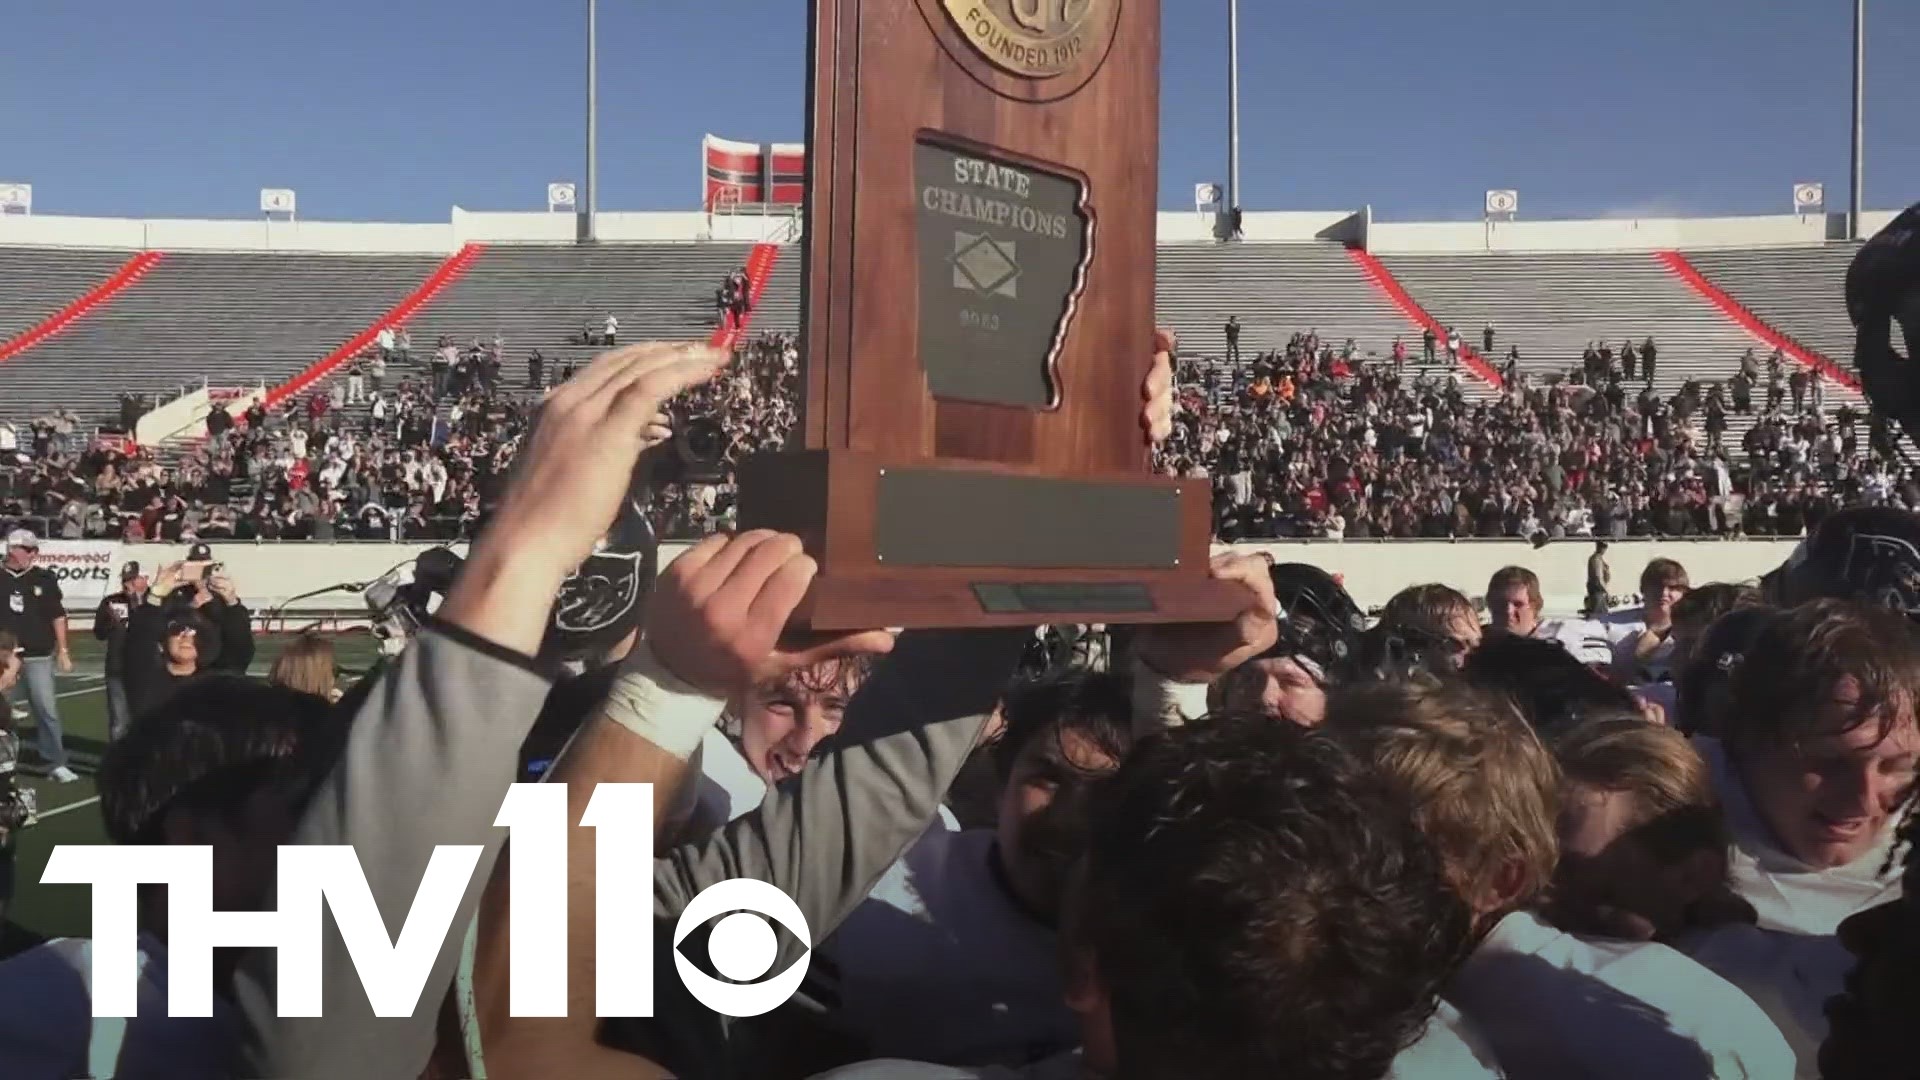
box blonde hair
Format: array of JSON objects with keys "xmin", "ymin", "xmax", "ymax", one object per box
[
  {"xmin": 1329, "ymin": 682, "xmax": 1560, "ymax": 913},
  {"xmin": 269, "ymin": 633, "xmax": 337, "ymax": 701},
  {"xmin": 1550, "ymin": 717, "xmax": 1726, "ymax": 863}
]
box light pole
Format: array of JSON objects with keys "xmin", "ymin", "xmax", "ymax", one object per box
[
  {"xmin": 1850, "ymin": 0, "xmax": 1865, "ymax": 239},
  {"xmin": 1227, "ymin": 0, "xmax": 1241, "ymax": 236},
  {"xmin": 582, "ymin": 0, "xmax": 599, "ymax": 243}
]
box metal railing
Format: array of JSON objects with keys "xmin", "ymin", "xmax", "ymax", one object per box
[{"xmin": 0, "ymin": 514, "xmax": 1809, "ymax": 546}]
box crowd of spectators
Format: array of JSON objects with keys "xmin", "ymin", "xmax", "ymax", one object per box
[
  {"xmin": 0, "ymin": 333, "xmax": 801, "ymax": 543},
  {"xmin": 1153, "ymin": 328, "xmax": 1909, "ymax": 540},
  {"xmin": 0, "ymin": 322, "xmax": 1902, "ymax": 544}
]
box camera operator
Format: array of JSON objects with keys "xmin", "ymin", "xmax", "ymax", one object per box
[
  {"xmin": 94, "ymin": 560, "xmax": 147, "ymax": 741},
  {"xmin": 183, "ymin": 543, "xmax": 256, "ymax": 675},
  {"xmin": 124, "ymin": 560, "xmax": 256, "ymax": 719}
]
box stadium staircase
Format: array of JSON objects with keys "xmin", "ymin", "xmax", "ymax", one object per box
[
  {"xmin": 0, "ymin": 249, "xmax": 446, "ymax": 422},
  {"xmin": 1155, "ymin": 242, "xmax": 1490, "ymax": 395},
  {"xmin": 264, "ymin": 243, "xmax": 486, "ymax": 409},
  {"xmin": 399, "ymin": 243, "xmax": 799, "ymax": 369},
  {"xmin": 1669, "ymin": 245, "xmax": 1861, "ymax": 383},
  {"xmin": 1346, "ymin": 246, "xmax": 1502, "ymax": 388},
  {"xmin": 0, "ymin": 249, "xmax": 163, "ymax": 363},
  {"xmin": 710, "ymin": 243, "xmax": 783, "ymax": 350},
  {"xmin": 1378, "ymin": 249, "xmax": 1865, "ymax": 444}
]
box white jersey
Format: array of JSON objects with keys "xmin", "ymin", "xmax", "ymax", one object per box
[
  {"xmin": 1600, "ymin": 607, "xmax": 1681, "ymax": 682},
  {"xmin": 1447, "ymin": 910, "xmax": 1794, "ymax": 1080},
  {"xmin": 1679, "ymin": 922, "xmax": 1853, "ymax": 1080},
  {"xmin": 1529, "ymin": 617, "xmax": 1614, "ymax": 666},
  {"xmin": 823, "ymin": 828, "xmax": 1075, "ymax": 1068},
  {"xmin": 1390, "ymin": 1001, "xmax": 1506, "ymax": 1079}
]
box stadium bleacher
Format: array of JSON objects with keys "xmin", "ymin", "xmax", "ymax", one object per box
[
  {"xmin": 1154, "ymin": 242, "xmax": 1448, "ymax": 375},
  {"xmin": 0, "ymin": 251, "xmax": 441, "ymax": 420},
  {"xmin": 1682, "ymin": 244, "xmax": 1860, "ymax": 369},
  {"xmin": 401, "ymin": 244, "xmax": 798, "ymax": 365},
  {"xmin": 0, "ymin": 235, "xmax": 1879, "ymax": 436},
  {"xmin": 1376, "ymin": 248, "xmax": 1866, "ymax": 439},
  {"xmin": 0, "ymin": 248, "xmax": 136, "ymax": 347}
]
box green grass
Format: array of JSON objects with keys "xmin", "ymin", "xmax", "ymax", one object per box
[{"xmin": 3, "ymin": 632, "xmax": 384, "ymax": 956}]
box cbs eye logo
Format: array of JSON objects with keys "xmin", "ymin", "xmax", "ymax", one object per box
[{"xmin": 673, "ymin": 878, "xmax": 813, "ymax": 1017}]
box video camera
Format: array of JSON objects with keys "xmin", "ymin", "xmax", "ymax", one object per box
[
  {"xmin": 0, "ymin": 731, "xmax": 40, "ymax": 845},
  {"xmin": 651, "ymin": 405, "xmax": 730, "ymax": 487},
  {"xmin": 364, "ymin": 547, "xmax": 464, "ymax": 655}
]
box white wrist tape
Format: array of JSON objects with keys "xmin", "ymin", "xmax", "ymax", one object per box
[
  {"xmin": 1129, "ymin": 654, "xmax": 1213, "ymax": 733},
  {"xmin": 600, "ymin": 641, "xmax": 727, "ymax": 762}
]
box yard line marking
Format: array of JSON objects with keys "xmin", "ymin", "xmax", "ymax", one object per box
[
  {"xmin": 56, "ymin": 685, "xmax": 106, "ymax": 701},
  {"xmin": 38, "ymin": 794, "xmax": 101, "ymax": 820}
]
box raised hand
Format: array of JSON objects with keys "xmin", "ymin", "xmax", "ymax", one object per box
[
  {"xmin": 1143, "ymin": 328, "xmax": 1177, "ymax": 447},
  {"xmin": 484, "ymin": 342, "xmax": 724, "ymax": 579},
  {"xmin": 645, "ymin": 530, "xmax": 896, "ymax": 698},
  {"xmin": 1133, "ymin": 551, "xmax": 1279, "ymax": 684}
]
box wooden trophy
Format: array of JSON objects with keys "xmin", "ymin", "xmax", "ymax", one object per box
[{"xmin": 735, "ymin": 0, "xmax": 1244, "ymax": 629}]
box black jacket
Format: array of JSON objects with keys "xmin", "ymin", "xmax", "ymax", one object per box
[
  {"xmin": 93, "ymin": 590, "xmax": 137, "ymax": 677},
  {"xmin": 122, "ymin": 593, "xmax": 254, "ymax": 720}
]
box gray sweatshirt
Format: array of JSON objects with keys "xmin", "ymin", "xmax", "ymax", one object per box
[{"xmin": 233, "ymin": 622, "xmax": 1023, "ymax": 1080}]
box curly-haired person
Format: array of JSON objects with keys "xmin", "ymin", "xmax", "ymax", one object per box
[
  {"xmin": 814, "ymin": 714, "xmax": 1477, "ymax": 1080},
  {"xmin": 1330, "ymin": 681, "xmax": 1794, "ymax": 1080}
]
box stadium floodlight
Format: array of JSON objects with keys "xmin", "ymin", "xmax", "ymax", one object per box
[
  {"xmin": 1226, "ymin": 0, "xmax": 1240, "ymax": 228},
  {"xmin": 581, "ymin": 0, "xmax": 598, "ymax": 243},
  {"xmin": 1851, "ymin": 0, "xmax": 1865, "ymax": 239}
]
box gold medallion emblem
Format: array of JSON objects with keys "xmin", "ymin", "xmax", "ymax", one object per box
[{"xmin": 941, "ymin": 0, "xmax": 1106, "ymax": 78}]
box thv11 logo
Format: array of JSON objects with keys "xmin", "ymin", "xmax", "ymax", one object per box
[{"xmin": 42, "ymin": 783, "xmax": 811, "ymax": 1019}]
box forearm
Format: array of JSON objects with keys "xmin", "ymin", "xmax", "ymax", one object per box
[
  {"xmin": 52, "ymin": 618, "xmax": 66, "ymax": 653},
  {"xmin": 472, "ymin": 720, "xmax": 701, "ymax": 1073},
  {"xmin": 434, "ymin": 531, "xmax": 569, "ymax": 660},
  {"xmin": 229, "ymin": 623, "xmax": 560, "ymax": 1080},
  {"xmin": 1127, "ymin": 655, "xmax": 1214, "ymax": 733}
]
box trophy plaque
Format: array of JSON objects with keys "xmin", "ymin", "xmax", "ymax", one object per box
[{"xmin": 736, "ymin": 0, "xmax": 1245, "ymax": 629}]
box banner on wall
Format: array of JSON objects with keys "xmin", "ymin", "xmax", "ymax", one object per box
[{"xmin": 36, "ymin": 540, "xmax": 123, "ymax": 606}]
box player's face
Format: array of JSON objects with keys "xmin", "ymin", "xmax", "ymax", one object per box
[
  {"xmin": 1224, "ymin": 656, "xmax": 1326, "ymax": 728},
  {"xmin": 996, "ymin": 726, "xmax": 1119, "ymax": 921},
  {"xmin": 1739, "ymin": 679, "xmax": 1920, "ymax": 869},
  {"xmin": 733, "ymin": 662, "xmax": 868, "ymax": 785},
  {"xmin": 1491, "ymin": 585, "xmax": 1540, "ymax": 637}
]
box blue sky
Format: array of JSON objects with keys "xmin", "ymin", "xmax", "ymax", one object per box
[{"xmin": 2, "ymin": 0, "xmax": 1915, "ymax": 222}]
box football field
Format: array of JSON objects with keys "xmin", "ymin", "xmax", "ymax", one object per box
[{"xmin": 3, "ymin": 632, "xmax": 383, "ymax": 956}]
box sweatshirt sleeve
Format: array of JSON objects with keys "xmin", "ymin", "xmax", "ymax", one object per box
[
  {"xmin": 214, "ymin": 600, "xmax": 255, "ymax": 674},
  {"xmin": 653, "ymin": 628, "xmax": 1027, "ymax": 955},
  {"xmin": 228, "ymin": 619, "xmax": 563, "ymax": 1080}
]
